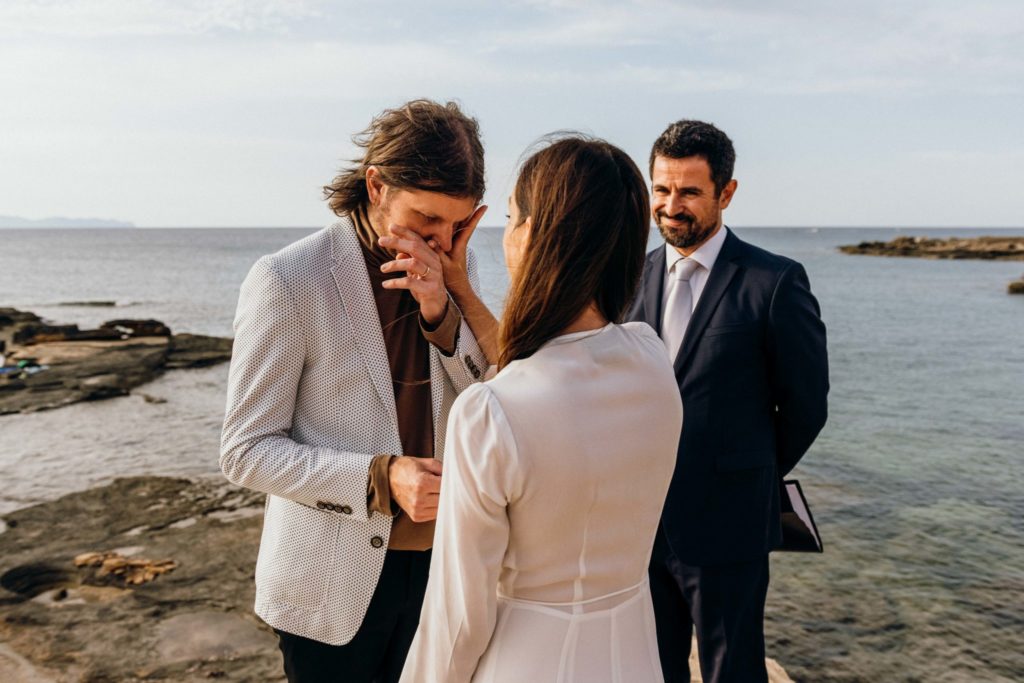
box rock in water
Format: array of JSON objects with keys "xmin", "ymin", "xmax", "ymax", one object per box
[
  {"xmin": 839, "ymin": 235, "xmax": 1024, "ymax": 260},
  {"xmin": 100, "ymin": 319, "xmax": 172, "ymax": 337},
  {"xmin": 1009, "ymin": 279, "xmax": 1024, "ymax": 294},
  {"xmin": 166, "ymin": 333, "xmax": 234, "ymax": 368},
  {"xmin": 0, "ymin": 307, "xmax": 233, "ymax": 414}
]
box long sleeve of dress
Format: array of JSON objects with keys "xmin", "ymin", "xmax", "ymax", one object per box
[{"xmin": 400, "ymin": 383, "xmax": 517, "ymax": 683}]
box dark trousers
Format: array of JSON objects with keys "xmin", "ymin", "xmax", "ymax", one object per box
[
  {"xmin": 275, "ymin": 549, "xmax": 431, "ymax": 683},
  {"xmin": 649, "ymin": 527, "xmax": 770, "ymax": 683}
]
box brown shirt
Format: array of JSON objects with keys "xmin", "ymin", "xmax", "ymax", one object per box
[{"xmin": 354, "ymin": 207, "xmax": 460, "ymax": 550}]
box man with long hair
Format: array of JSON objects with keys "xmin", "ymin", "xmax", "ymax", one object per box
[
  {"xmin": 220, "ymin": 99, "xmax": 490, "ymax": 682},
  {"xmin": 630, "ymin": 120, "xmax": 829, "ymax": 682}
]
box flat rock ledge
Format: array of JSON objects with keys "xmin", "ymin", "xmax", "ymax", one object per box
[
  {"xmin": 0, "ymin": 308, "xmax": 232, "ymax": 415},
  {"xmin": 0, "ymin": 477, "xmax": 794, "ymax": 682},
  {"xmin": 1009, "ymin": 278, "xmax": 1024, "ymax": 294},
  {"xmin": 838, "ymin": 235, "xmax": 1024, "ymax": 260},
  {"xmin": 0, "ymin": 476, "xmax": 277, "ymax": 682}
]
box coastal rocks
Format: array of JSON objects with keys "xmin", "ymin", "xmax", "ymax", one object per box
[
  {"xmin": 838, "ymin": 235, "xmax": 1024, "ymax": 260},
  {"xmin": 12, "ymin": 323, "xmax": 122, "ymax": 345},
  {"xmin": 101, "ymin": 319, "xmax": 172, "ymax": 337},
  {"xmin": 0, "ymin": 309, "xmax": 42, "ymax": 329},
  {"xmin": 1009, "ymin": 278, "xmax": 1024, "ymax": 294},
  {"xmin": 0, "ymin": 476, "xmax": 797, "ymax": 682},
  {"xmin": 0, "ymin": 476, "xmax": 279, "ymax": 682},
  {"xmin": 0, "ymin": 308, "xmax": 232, "ymax": 415},
  {"xmin": 166, "ymin": 333, "xmax": 234, "ymax": 369},
  {"xmin": 73, "ymin": 552, "xmax": 178, "ymax": 586}
]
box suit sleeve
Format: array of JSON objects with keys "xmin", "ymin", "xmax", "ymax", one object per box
[
  {"xmin": 219, "ymin": 256, "xmax": 378, "ymax": 521},
  {"xmin": 767, "ymin": 262, "xmax": 829, "ymax": 476},
  {"xmin": 435, "ymin": 247, "xmax": 489, "ymax": 391},
  {"xmin": 399, "ymin": 383, "xmax": 514, "ymax": 683}
]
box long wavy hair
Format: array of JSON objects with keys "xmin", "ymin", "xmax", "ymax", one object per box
[
  {"xmin": 498, "ymin": 135, "xmax": 650, "ymax": 370},
  {"xmin": 323, "ymin": 99, "xmax": 485, "ymax": 215}
]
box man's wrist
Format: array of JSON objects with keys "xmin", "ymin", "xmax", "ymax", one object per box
[
  {"xmin": 368, "ymin": 454, "xmax": 398, "ymax": 517},
  {"xmin": 420, "ymin": 298, "xmax": 449, "ymax": 330}
]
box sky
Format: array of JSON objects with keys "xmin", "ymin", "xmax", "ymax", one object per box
[{"xmin": 1, "ymin": 0, "xmax": 1022, "ymax": 228}]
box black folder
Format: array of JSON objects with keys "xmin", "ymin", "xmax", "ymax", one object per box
[{"xmin": 778, "ymin": 479, "xmax": 823, "ymax": 553}]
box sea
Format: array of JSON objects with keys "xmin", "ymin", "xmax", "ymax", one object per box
[{"xmin": 1, "ymin": 226, "xmax": 1022, "ymax": 682}]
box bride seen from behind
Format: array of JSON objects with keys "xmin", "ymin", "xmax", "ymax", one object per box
[{"xmin": 399, "ymin": 135, "xmax": 683, "ymax": 683}]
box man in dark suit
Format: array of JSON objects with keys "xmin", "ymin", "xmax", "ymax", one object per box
[{"xmin": 629, "ymin": 120, "xmax": 829, "ymax": 683}]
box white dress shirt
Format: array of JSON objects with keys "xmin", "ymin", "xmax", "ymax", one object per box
[{"xmin": 661, "ymin": 224, "xmax": 728, "ymax": 318}]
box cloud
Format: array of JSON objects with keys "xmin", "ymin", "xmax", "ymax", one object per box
[
  {"xmin": 0, "ymin": 0, "xmax": 321, "ymax": 37},
  {"xmin": 1, "ymin": 0, "xmax": 1021, "ymax": 226}
]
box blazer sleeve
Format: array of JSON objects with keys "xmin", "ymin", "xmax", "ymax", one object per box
[
  {"xmin": 219, "ymin": 256, "xmax": 377, "ymax": 521},
  {"xmin": 767, "ymin": 262, "xmax": 830, "ymax": 476},
  {"xmin": 400, "ymin": 383, "xmax": 515, "ymax": 683},
  {"xmin": 435, "ymin": 246, "xmax": 489, "ymax": 391}
]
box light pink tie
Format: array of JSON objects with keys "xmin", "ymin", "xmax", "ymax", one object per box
[{"xmin": 661, "ymin": 258, "xmax": 699, "ymax": 359}]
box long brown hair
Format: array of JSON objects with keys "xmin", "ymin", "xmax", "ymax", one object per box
[
  {"xmin": 498, "ymin": 135, "xmax": 650, "ymax": 370},
  {"xmin": 323, "ymin": 99, "xmax": 485, "ymax": 215}
]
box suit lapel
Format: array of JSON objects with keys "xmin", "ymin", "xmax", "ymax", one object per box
[
  {"xmin": 329, "ymin": 219, "xmax": 400, "ymax": 432},
  {"xmin": 673, "ymin": 229, "xmax": 742, "ymax": 374},
  {"xmin": 641, "ymin": 247, "xmax": 667, "ymax": 333}
]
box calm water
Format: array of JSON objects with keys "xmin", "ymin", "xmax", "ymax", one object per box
[{"xmin": 1, "ymin": 226, "xmax": 1022, "ymax": 682}]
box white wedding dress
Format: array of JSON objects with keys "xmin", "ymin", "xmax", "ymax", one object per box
[{"xmin": 400, "ymin": 322, "xmax": 682, "ymax": 683}]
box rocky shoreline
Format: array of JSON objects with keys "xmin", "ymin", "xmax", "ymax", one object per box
[
  {"xmin": 0, "ymin": 476, "xmax": 277, "ymax": 682},
  {"xmin": 0, "ymin": 477, "xmax": 793, "ymax": 682},
  {"xmin": 0, "ymin": 308, "xmax": 232, "ymax": 415},
  {"xmin": 838, "ymin": 235, "xmax": 1024, "ymax": 260}
]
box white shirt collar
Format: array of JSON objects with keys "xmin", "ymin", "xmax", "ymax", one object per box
[{"xmin": 664, "ymin": 224, "xmax": 728, "ymax": 276}]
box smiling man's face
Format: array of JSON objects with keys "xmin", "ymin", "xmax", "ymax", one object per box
[{"xmin": 651, "ymin": 155, "xmax": 737, "ymax": 254}]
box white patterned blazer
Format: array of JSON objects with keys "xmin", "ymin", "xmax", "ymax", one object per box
[{"xmin": 220, "ymin": 218, "xmax": 488, "ymax": 645}]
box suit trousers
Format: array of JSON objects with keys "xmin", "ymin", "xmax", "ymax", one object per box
[
  {"xmin": 649, "ymin": 527, "xmax": 770, "ymax": 683},
  {"xmin": 275, "ymin": 549, "xmax": 431, "ymax": 683}
]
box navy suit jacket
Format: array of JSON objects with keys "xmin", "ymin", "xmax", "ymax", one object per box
[{"xmin": 629, "ymin": 228, "xmax": 829, "ymax": 566}]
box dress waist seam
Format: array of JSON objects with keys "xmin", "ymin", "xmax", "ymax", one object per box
[{"xmin": 497, "ymin": 578, "xmax": 648, "ymax": 614}]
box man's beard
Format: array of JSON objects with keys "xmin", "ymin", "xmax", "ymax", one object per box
[{"xmin": 655, "ymin": 211, "xmax": 718, "ymax": 251}]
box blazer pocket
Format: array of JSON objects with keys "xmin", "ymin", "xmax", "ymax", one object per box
[
  {"xmin": 703, "ymin": 322, "xmax": 758, "ymax": 337},
  {"xmin": 255, "ymin": 497, "xmax": 339, "ymax": 611},
  {"xmin": 715, "ymin": 449, "xmax": 774, "ymax": 473}
]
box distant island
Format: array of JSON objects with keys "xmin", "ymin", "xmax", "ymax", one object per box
[
  {"xmin": 0, "ymin": 215, "xmax": 135, "ymax": 229},
  {"xmin": 839, "ymin": 235, "xmax": 1024, "ymax": 260},
  {"xmin": 838, "ymin": 235, "xmax": 1024, "ymax": 293}
]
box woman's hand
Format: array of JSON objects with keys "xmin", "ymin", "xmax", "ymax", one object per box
[
  {"xmin": 431, "ymin": 205, "xmax": 488, "ymax": 304},
  {"xmin": 379, "ymin": 225, "xmax": 449, "ymax": 325}
]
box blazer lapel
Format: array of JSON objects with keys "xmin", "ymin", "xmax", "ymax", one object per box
[
  {"xmin": 641, "ymin": 247, "xmax": 667, "ymax": 333},
  {"xmin": 673, "ymin": 229, "xmax": 742, "ymax": 374},
  {"xmin": 329, "ymin": 219, "xmax": 399, "ymax": 431}
]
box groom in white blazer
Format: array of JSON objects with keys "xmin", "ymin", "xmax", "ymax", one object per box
[{"xmin": 220, "ymin": 99, "xmax": 490, "ymax": 683}]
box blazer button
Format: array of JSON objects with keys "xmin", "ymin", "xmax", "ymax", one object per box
[
  {"xmin": 340, "ymin": 505, "xmax": 353, "ymax": 515},
  {"xmin": 316, "ymin": 501, "xmax": 328, "ymax": 510},
  {"xmin": 370, "ymin": 536, "xmax": 384, "ymax": 548}
]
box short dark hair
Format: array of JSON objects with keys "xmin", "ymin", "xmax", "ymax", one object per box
[
  {"xmin": 323, "ymin": 99, "xmax": 485, "ymax": 216},
  {"xmin": 499, "ymin": 135, "xmax": 650, "ymax": 370},
  {"xmin": 649, "ymin": 120, "xmax": 735, "ymax": 195}
]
